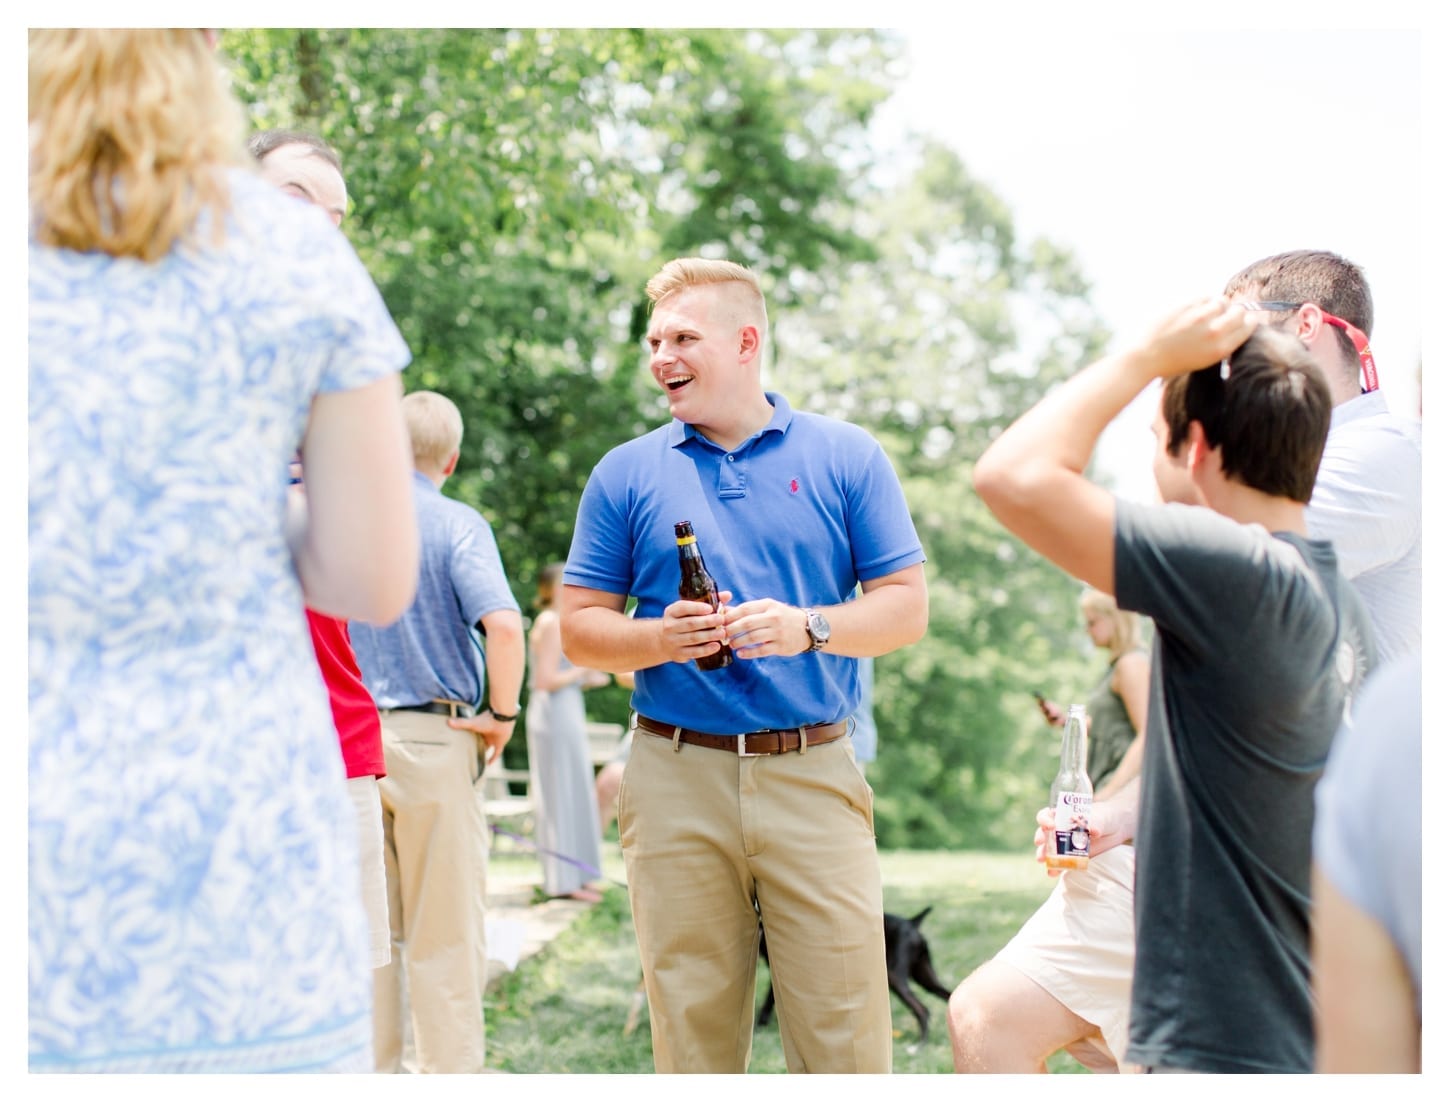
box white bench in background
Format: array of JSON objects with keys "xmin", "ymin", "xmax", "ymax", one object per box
[
  {"xmin": 480, "ymin": 758, "xmax": 533, "ymax": 849},
  {"xmin": 480, "ymin": 719, "xmax": 627, "ymax": 852}
]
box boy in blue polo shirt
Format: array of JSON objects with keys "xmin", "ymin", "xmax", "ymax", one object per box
[
  {"xmin": 560, "ymin": 257, "xmax": 928, "ymax": 1073},
  {"xmin": 350, "ymin": 390, "xmax": 525, "ymax": 1073}
]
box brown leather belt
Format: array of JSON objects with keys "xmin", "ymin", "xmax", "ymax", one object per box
[{"xmin": 635, "ymin": 714, "xmax": 848, "ymax": 757}]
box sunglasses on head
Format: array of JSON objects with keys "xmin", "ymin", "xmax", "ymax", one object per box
[{"xmin": 1236, "ymin": 301, "xmax": 1379, "ymax": 392}]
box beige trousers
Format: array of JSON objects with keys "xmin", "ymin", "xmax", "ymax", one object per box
[
  {"xmin": 619, "ymin": 727, "xmax": 891, "ymax": 1073},
  {"xmin": 372, "ymin": 711, "xmax": 489, "ymax": 1073}
]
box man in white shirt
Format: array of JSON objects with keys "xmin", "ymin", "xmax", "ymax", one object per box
[{"xmin": 1224, "ymin": 250, "xmax": 1420, "ymax": 662}]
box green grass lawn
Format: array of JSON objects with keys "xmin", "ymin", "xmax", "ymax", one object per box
[{"xmin": 484, "ymin": 848, "xmax": 1087, "ymax": 1074}]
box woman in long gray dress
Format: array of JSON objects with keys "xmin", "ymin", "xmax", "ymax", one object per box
[{"xmin": 525, "ymin": 563, "xmax": 609, "ymax": 902}]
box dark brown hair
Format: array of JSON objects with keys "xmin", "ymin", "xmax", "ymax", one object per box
[{"xmin": 1160, "ymin": 327, "xmax": 1331, "ymax": 504}]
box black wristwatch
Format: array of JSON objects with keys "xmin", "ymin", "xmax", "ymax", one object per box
[
  {"xmin": 488, "ymin": 707, "xmax": 519, "ymax": 723},
  {"xmin": 803, "ymin": 608, "xmax": 831, "ymax": 653}
]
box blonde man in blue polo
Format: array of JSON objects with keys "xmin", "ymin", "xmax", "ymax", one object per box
[{"xmin": 560, "ymin": 257, "xmax": 928, "ymax": 1073}]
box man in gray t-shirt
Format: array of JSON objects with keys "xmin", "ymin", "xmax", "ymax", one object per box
[
  {"xmin": 1114, "ymin": 502, "xmax": 1373, "ymax": 1070},
  {"xmin": 973, "ymin": 302, "xmax": 1375, "ymax": 1072}
]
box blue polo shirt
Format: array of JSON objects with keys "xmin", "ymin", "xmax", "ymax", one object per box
[
  {"xmin": 351, "ymin": 471, "xmax": 520, "ymax": 709},
  {"xmin": 564, "ymin": 392, "xmax": 924, "ymax": 733}
]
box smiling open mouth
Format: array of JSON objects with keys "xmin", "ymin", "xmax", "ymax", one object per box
[{"xmin": 665, "ymin": 376, "xmax": 693, "ymax": 391}]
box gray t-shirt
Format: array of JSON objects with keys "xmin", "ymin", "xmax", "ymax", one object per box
[{"xmin": 1114, "ymin": 500, "xmax": 1376, "ymax": 1073}]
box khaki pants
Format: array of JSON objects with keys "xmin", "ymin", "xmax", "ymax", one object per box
[
  {"xmin": 372, "ymin": 711, "xmax": 489, "ymax": 1073},
  {"xmin": 619, "ymin": 727, "xmax": 891, "ymax": 1073}
]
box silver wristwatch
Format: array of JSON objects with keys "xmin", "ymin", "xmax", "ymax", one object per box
[{"xmin": 803, "ymin": 608, "xmax": 831, "ymax": 653}]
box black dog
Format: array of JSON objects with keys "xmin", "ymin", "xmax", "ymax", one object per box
[{"xmin": 755, "ymin": 907, "xmax": 954, "ymax": 1044}]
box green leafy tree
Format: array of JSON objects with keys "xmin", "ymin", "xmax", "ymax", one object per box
[
  {"xmin": 221, "ymin": 32, "xmax": 1114, "ymax": 845},
  {"xmin": 771, "ymin": 141, "xmax": 1112, "ymax": 848},
  {"xmin": 221, "ymin": 28, "xmax": 897, "ymax": 596},
  {"xmin": 220, "ymin": 26, "xmax": 901, "ymax": 768}
]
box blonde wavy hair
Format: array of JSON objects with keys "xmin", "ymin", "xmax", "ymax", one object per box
[
  {"xmin": 29, "ymin": 29, "xmax": 247, "ymax": 261},
  {"xmin": 1079, "ymin": 586, "xmax": 1142, "ymax": 659}
]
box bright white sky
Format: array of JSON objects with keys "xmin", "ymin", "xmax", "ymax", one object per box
[{"xmin": 875, "ymin": 21, "xmax": 1425, "ymax": 502}]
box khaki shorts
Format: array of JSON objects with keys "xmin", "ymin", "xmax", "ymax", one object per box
[
  {"xmin": 995, "ymin": 844, "xmax": 1136, "ymax": 1071},
  {"xmin": 347, "ymin": 775, "xmax": 391, "ymax": 969}
]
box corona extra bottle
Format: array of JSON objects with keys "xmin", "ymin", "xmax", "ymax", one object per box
[{"xmin": 1045, "ymin": 704, "xmax": 1093, "ymax": 870}]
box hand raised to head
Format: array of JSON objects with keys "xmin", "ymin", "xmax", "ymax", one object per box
[{"xmin": 1134, "ymin": 296, "xmax": 1260, "ymax": 380}]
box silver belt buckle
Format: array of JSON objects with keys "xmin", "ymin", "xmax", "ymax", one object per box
[{"xmin": 737, "ymin": 732, "xmax": 769, "ymax": 757}]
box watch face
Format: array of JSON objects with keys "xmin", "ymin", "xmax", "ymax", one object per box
[{"xmin": 808, "ymin": 611, "xmax": 830, "ymax": 644}]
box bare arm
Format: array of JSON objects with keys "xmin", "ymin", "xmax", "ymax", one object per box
[
  {"xmin": 720, "ymin": 563, "xmax": 929, "ymax": 660},
  {"xmin": 1312, "ymin": 864, "xmax": 1420, "ymax": 1072},
  {"xmin": 292, "ymin": 374, "xmax": 418, "ymax": 623},
  {"xmin": 1096, "ymin": 650, "xmax": 1151, "ymax": 800},
  {"xmin": 1097, "ymin": 735, "xmax": 1144, "ymax": 801},
  {"xmin": 1091, "ymin": 774, "xmax": 1139, "ymax": 850},
  {"xmin": 530, "ymin": 609, "xmax": 604, "ymax": 693},
  {"xmin": 974, "ymin": 299, "xmax": 1257, "ymax": 596},
  {"xmin": 446, "ymin": 607, "xmax": 525, "ymax": 766},
  {"xmin": 558, "ymin": 585, "xmax": 700, "ymax": 674}
]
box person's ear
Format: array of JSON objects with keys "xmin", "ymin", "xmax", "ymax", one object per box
[
  {"xmin": 738, "ymin": 325, "xmax": 760, "ymax": 362},
  {"xmin": 1185, "ymin": 421, "xmax": 1212, "ymax": 473},
  {"xmin": 1293, "ymin": 302, "xmax": 1329, "ymax": 345},
  {"xmin": 442, "ymin": 449, "xmax": 460, "ymax": 477}
]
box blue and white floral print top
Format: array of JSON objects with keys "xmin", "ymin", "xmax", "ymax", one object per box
[{"xmin": 28, "ymin": 169, "xmax": 411, "ymax": 1072}]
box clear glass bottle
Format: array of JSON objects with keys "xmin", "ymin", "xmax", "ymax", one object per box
[
  {"xmin": 1044, "ymin": 703, "xmax": 1093, "ymax": 870},
  {"xmin": 674, "ymin": 520, "xmax": 732, "ymax": 671}
]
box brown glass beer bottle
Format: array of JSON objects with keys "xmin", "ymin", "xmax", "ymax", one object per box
[
  {"xmin": 674, "ymin": 520, "xmax": 732, "ymax": 670},
  {"xmin": 1044, "ymin": 703, "xmax": 1093, "ymax": 871}
]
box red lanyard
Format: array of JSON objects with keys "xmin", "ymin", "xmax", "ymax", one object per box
[{"xmin": 1321, "ymin": 311, "xmax": 1379, "ymax": 393}]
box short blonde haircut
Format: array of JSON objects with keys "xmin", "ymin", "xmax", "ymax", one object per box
[
  {"xmin": 402, "ymin": 390, "xmax": 465, "ymax": 469},
  {"xmin": 29, "ymin": 29, "xmax": 247, "ymax": 262},
  {"xmin": 1079, "ymin": 587, "xmax": 1142, "ymax": 659},
  {"xmin": 645, "ymin": 257, "xmax": 769, "ymax": 344}
]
